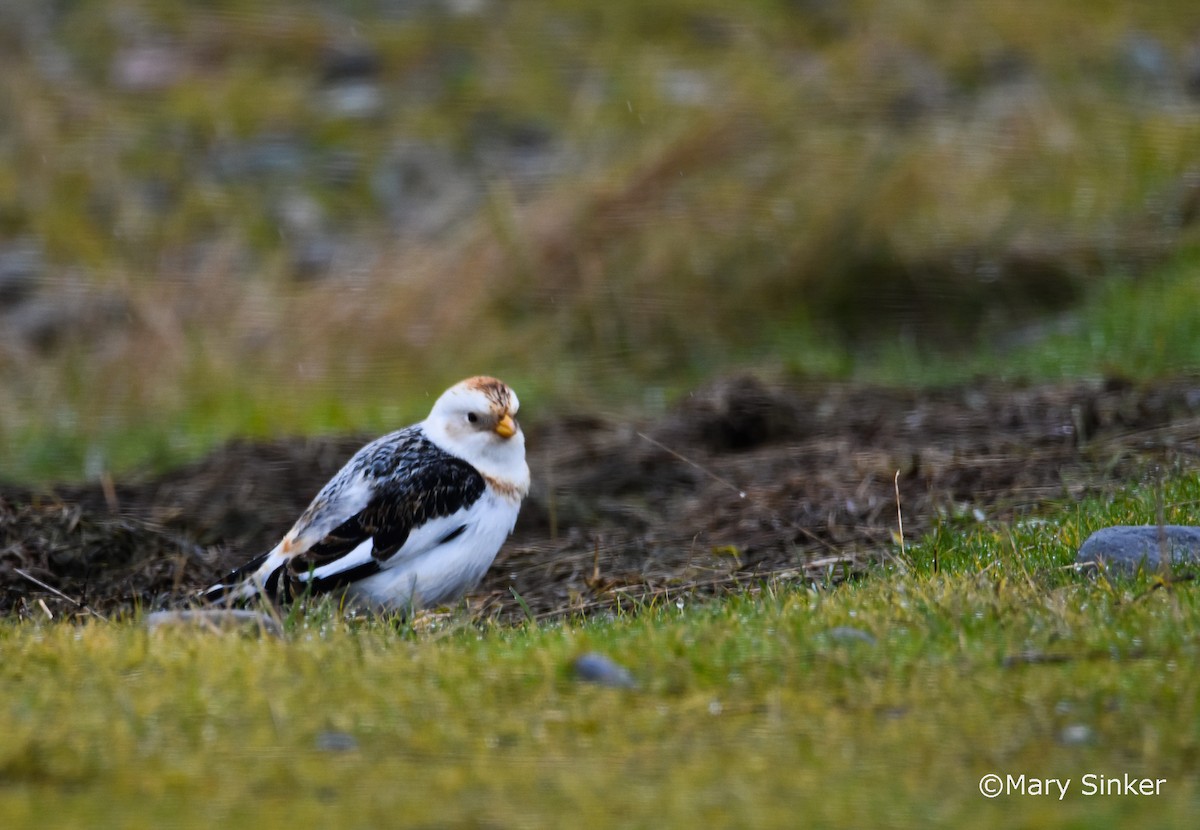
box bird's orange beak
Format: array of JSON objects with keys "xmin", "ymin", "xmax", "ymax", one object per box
[{"xmin": 495, "ymin": 413, "xmax": 517, "ymax": 439}]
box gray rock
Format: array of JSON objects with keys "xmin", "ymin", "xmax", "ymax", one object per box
[
  {"xmin": 371, "ymin": 140, "xmax": 480, "ymax": 237},
  {"xmin": 1076, "ymin": 525, "xmax": 1200, "ymax": 574},
  {"xmin": 110, "ymin": 42, "xmax": 185, "ymax": 92},
  {"xmin": 0, "ymin": 241, "xmax": 43, "ymax": 305},
  {"xmin": 208, "ymin": 134, "xmax": 307, "ymax": 181},
  {"xmin": 572, "ymin": 652, "xmax": 637, "ymax": 688},
  {"xmin": 469, "ymin": 113, "xmax": 569, "ymax": 190},
  {"xmin": 826, "ymin": 626, "xmax": 877, "ymax": 646},
  {"xmin": 144, "ymin": 609, "xmax": 283, "ymax": 638},
  {"xmin": 319, "ymin": 81, "xmax": 384, "ymax": 119},
  {"xmin": 1186, "ymin": 41, "xmax": 1200, "ymax": 99},
  {"xmin": 4, "ymin": 286, "xmax": 130, "ymax": 354},
  {"xmin": 1059, "ymin": 724, "xmax": 1094, "ymax": 746},
  {"xmin": 317, "ymin": 47, "xmax": 384, "ymax": 119},
  {"xmin": 315, "ymin": 731, "xmax": 359, "ymax": 752},
  {"xmin": 319, "ymin": 45, "xmax": 381, "ymax": 85},
  {"xmin": 1120, "ymin": 33, "xmax": 1172, "ymax": 86}
]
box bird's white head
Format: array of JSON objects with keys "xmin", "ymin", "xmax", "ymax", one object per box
[{"xmin": 423, "ymin": 376, "xmax": 530, "ymax": 497}]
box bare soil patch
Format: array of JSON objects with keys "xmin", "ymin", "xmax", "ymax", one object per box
[{"xmin": 3, "ymin": 375, "xmax": 1199, "ymax": 621}]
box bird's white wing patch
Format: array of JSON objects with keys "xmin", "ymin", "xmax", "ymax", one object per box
[
  {"xmin": 282, "ymin": 471, "xmax": 374, "ymax": 556},
  {"xmin": 291, "ymin": 509, "xmax": 474, "ymax": 584},
  {"xmin": 304, "ymin": 537, "xmax": 376, "ymax": 582}
]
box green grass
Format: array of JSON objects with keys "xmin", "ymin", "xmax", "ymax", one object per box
[
  {"xmin": 3, "ymin": 477, "xmax": 1199, "ymax": 828},
  {"xmin": 844, "ymin": 248, "xmax": 1200, "ymax": 385}
]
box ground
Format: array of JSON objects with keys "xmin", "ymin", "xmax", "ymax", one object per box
[{"xmin": 2, "ymin": 373, "xmax": 1198, "ymax": 621}]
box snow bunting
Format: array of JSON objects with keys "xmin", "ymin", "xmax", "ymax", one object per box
[{"xmin": 204, "ymin": 376, "xmax": 529, "ymax": 613}]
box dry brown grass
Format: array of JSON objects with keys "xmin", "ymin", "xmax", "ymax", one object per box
[{"xmin": 4, "ymin": 1, "xmax": 1200, "ymax": 480}]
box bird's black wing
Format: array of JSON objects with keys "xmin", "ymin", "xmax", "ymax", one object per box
[{"xmin": 282, "ymin": 434, "xmax": 486, "ymax": 596}]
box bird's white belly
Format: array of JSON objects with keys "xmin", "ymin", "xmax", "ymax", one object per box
[{"xmin": 345, "ymin": 491, "xmax": 519, "ymax": 611}]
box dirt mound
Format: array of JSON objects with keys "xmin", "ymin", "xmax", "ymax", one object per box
[{"xmin": 4, "ymin": 375, "xmax": 1199, "ymax": 621}]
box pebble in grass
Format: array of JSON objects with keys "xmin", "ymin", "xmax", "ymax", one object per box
[
  {"xmin": 143, "ymin": 609, "xmax": 283, "ymax": 638},
  {"xmin": 825, "ymin": 626, "xmax": 877, "ymax": 646},
  {"xmin": 573, "ymin": 653, "xmax": 637, "ymax": 689},
  {"xmin": 1075, "ymin": 525, "xmax": 1200, "ymax": 575},
  {"xmin": 315, "ymin": 731, "xmax": 359, "ymax": 753},
  {"xmin": 1059, "ymin": 724, "xmax": 1095, "ymax": 747}
]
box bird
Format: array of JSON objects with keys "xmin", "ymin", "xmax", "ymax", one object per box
[{"xmin": 203, "ymin": 376, "xmax": 529, "ymax": 614}]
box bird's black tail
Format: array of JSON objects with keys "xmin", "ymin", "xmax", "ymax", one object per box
[{"xmin": 200, "ymin": 550, "xmax": 277, "ymax": 606}]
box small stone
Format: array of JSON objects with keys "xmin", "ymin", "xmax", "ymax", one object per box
[
  {"xmin": 319, "ymin": 46, "xmax": 381, "ymax": 85},
  {"xmin": 0, "ymin": 241, "xmax": 43, "ymax": 305},
  {"xmin": 1059, "ymin": 724, "xmax": 1094, "ymax": 746},
  {"xmin": 144, "ymin": 609, "xmax": 283, "ymax": 638},
  {"xmin": 1185, "ymin": 41, "xmax": 1200, "ymax": 98},
  {"xmin": 1119, "ymin": 33, "xmax": 1171, "ymax": 86},
  {"xmin": 826, "ymin": 626, "xmax": 876, "ymax": 645},
  {"xmin": 572, "ymin": 652, "xmax": 637, "ymax": 688},
  {"xmin": 317, "ymin": 47, "xmax": 384, "ymax": 119},
  {"xmin": 1076, "ymin": 525, "xmax": 1200, "ymax": 575},
  {"xmin": 371, "ymin": 140, "xmax": 479, "ymax": 237},
  {"xmin": 315, "ymin": 731, "xmax": 359, "ymax": 753},
  {"xmin": 320, "ymin": 81, "xmax": 384, "ymax": 119},
  {"xmin": 110, "ymin": 43, "xmax": 185, "ymax": 92}
]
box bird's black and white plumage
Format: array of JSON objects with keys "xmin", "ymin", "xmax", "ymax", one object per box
[{"xmin": 204, "ymin": 376, "xmax": 529, "ymax": 613}]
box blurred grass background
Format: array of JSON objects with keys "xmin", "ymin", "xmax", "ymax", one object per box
[{"xmin": 3, "ymin": 0, "xmax": 1200, "ymax": 480}]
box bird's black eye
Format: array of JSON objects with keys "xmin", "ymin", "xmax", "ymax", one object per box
[{"xmin": 466, "ymin": 412, "xmax": 479, "ymax": 424}]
